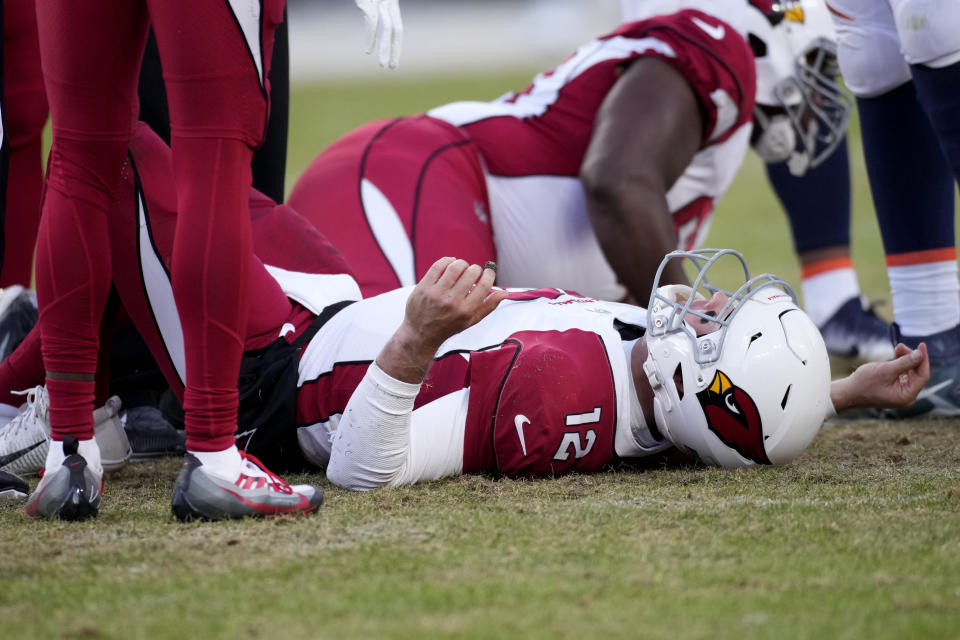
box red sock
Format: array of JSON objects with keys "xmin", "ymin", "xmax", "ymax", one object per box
[{"xmin": 46, "ymin": 377, "xmax": 95, "ymax": 440}]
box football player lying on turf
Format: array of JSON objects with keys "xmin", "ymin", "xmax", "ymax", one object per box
[
  {"xmin": 286, "ymin": 0, "xmax": 891, "ymax": 363},
  {"xmin": 0, "ymin": 125, "xmax": 928, "ymax": 501},
  {"xmin": 323, "ymin": 251, "xmax": 927, "ymax": 489}
]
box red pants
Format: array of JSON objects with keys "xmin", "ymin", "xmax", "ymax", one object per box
[
  {"xmin": 0, "ymin": 122, "xmax": 353, "ymax": 426},
  {"xmin": 109, "ymin": 124, "xmax": 350, "ymax": 400},
  {"xmin": 36, "ymin": 0, "xmax": 283, "ymax": 449},
  {"xmin": 2, "ymin": 0, "xmax": 48, "ymax": 287}
]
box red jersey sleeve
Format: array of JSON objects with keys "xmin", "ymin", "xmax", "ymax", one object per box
[{"xmin": 611, "ymin": 10, "xmax": 757, "ymax": 145}]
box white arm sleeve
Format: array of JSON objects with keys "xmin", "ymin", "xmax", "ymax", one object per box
[{"xmin": 326, "ymin": 362, "xmax": 467, "ymax": 491}]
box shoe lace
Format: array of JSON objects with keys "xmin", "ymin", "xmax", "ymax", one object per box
[
  {"xmin": 239, "ymin": 451, "xmax": 294, "ymax": 494},
  {"xmin": 8, "ymin": 385, "xmax": 48, "ymax": 439}
]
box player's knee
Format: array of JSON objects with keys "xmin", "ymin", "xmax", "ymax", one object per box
[
  {"xmin": 894, "ymin": 0, "xmax": 960, "ymax": 68},
  {"xmin": 45, "ymin": 138, "xmax": 129, "ymax": 202}
]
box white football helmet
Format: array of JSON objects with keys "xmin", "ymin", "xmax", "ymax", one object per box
[
  {"xmin": 747, "ymin": 0, "xmax": 853, "ymax": 175},
  {"xmin": 642, "ymin": 249, "xmax": 831, "ymax": 468}
]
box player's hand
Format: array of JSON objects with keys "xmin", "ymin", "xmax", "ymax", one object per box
[
  {"xmin": 830, "ymin": 343, "xmax": 930, "ymax": 413},
  {"xmin": 403, "ymin": 257, "xmax": 507, "ymax": 350},
  {"xmin": 377, "ymin": 258, "xmax": 507, "ymax": 383},
  {"xmin": 354, "ymin": 0, "xmax": 403, "ymax": 69}
]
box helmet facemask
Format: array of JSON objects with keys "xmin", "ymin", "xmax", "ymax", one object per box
[{"xmin": 749, "ymin": 2, "xmax": 853, "ymax": 176}]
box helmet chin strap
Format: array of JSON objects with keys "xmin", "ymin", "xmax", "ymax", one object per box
[
  {"xmin": 785, "ymin": 119, "xmax": 819, "ymax": 177},
  {"xmin": 786, "ymin": 149, "xmax": 811, "ymax": 177},
  {"xmin": 753, "ymin": 110, "xmax": 821, "ymax": 177}
]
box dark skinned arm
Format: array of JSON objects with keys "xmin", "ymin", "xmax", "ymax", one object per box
[{"xmin": 580, "ymin": 57, "xmax": 705, "ymax": 304}]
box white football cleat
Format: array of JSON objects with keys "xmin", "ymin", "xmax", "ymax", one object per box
[{"xmin": 0, "ymin": 386, "xmax": 131, "ymax": 476}]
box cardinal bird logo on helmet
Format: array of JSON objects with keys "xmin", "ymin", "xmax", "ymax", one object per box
[{"xmin": 696, "ymin": 370, "xmax": 771, "ymax": 465}]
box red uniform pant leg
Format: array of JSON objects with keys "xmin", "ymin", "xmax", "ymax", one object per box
[
  {"xmin": 108, "ymin": 126, "xmax": 187, "ymax": 402},
  {"xmin": 287, "ymin": 116, "xmax": 494, "ymax": 298},
  {"xmin": 146, "ymin": 0, "xmax": 284, "ymax": 451},
  {"xmin": 35, "ymin": 0, "xmax": 148, "ymax": 438},
  {"xmin": 2, "ymin": 0, "xmax": 48, "ymax": 287},
  {"xmin": 110, "ymin": 125, "xmax": 297, "ymax": 410}
]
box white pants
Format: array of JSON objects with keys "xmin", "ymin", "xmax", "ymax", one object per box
[{"xmin": 827, "ymin": 0, "xmax": 960, "ymax": 96}]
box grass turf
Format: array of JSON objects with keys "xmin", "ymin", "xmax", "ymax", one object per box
[
  {"xmin": 2, "ymin": 421, "xmax": 959, "ymax": 639},
  {"xmin": 4, "ymin": 70, "xmax": 959, "ymax": 639}
]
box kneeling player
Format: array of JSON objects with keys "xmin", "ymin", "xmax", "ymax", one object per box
[{"xmin": 288, "ymin": 1, "xmax": 891, "ymax": 364}]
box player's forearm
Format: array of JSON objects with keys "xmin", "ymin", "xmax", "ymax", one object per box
[
  {"xmin": 583, "ymin": 177, "xmax": 686, "ymax": 302},
  {"xmin": 326, "ymin": 362, "xmax": 421, "ymax": 490},
  {"xmin": 828, "ymin": 378, "xmax": 852, "ymax": 414}
]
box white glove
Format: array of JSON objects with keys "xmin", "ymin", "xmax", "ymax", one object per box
[{"xmin": 354, "ymin": 0, "xmax": 403, "ymax": 69}]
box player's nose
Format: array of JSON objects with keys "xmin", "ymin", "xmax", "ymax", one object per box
[{"xmin": 704, "ymin": 291, "xmax": 730, "ymax": 313}]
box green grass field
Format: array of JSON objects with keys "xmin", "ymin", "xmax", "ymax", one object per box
[{"xmin": 2, "ymin": 71, "xmax": 959, "ymax": 640}]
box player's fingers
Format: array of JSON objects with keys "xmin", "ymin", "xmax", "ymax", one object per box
[
  {"xmin": 886, "ymin": 344, "xmax": 927, "ymax": 380},
  {"xmin": 359, "ymin": 2, "xmax": 378, "ymax": 54},
  {"xmin": 479, "ymin": 261, "xmax": 498, "ymax": 289},
  {"xmin": 367, "ymin": 26, "xmax": 377, "ymax": 56},
  {"xmin": 466, "ymin": 262, "xmax": 497, "ymax": 303},
  {"xmin": 916, "ymin": 342, "xmax": 931, "ymax": 382},
  {"xmin": 436, "ymin": 258, "xmax": 470, "ymax": 289},
  {"xmin": 377, "ymin": 5, "xmax": 392, "ymax": 67},
  {"xmin": 387, "ymin": 2, "xmax": 403, "ymax": 68},
  {"xmin": 474, "ymin": 289, "xmax": 509, "ymax": 323},
  {"xmin": 893, "ymin": 342, "xmax": 911, "ymax": 359},
  {"xmin": 454, "ymin": 263, "xmax": 484, "ymax": 297},
  {"xmin": 421, "ymin": 257, "xmax": 456, "ymax": 285},
  {"xmin": 385, "ymin": 31, "xmax": 399, "ymax": 69}
]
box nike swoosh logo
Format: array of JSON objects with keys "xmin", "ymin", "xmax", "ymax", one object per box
[
  {"xmin": 514, "ymin": 414, "xmax": 530, "ymax": 456},
  {"xmin": 0, "ymin": 439, "xmax": 44, "ymax": 469},
  {"xmin": 691, "ymin": 16, "xmax": 725, "ymax": 40}
]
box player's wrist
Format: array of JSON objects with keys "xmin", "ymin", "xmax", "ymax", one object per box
[
  {"xmin": 828, "ymin": 377, "xmax": 854, "ymax": 414},
  {"xmin": 376, "ymin": 322, "xmax": 438, "ymax": 383},
  {"xmin": 396, "ymin": 320, "xmax": 444, "ymax": 356}
]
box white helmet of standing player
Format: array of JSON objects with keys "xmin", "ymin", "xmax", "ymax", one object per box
[
  {"xmin": 642, "ymin": 249, "xmax": 831, "ymax": 468},
  {"xmin": 746, "ymin": 0, "xmax": 852, "ymax": 175}
]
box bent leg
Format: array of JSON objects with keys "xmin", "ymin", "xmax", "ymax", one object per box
[
  {"xmin": 111, "ymin": 124, "xmax": 352, "ymax": 404},
  {"xmin": 2, "ymin": 0, "xmax": 48, "ymax": 287},
  {"xmin": 147, "ymin": 0, "xmax": 283, "ymax": 452}
]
